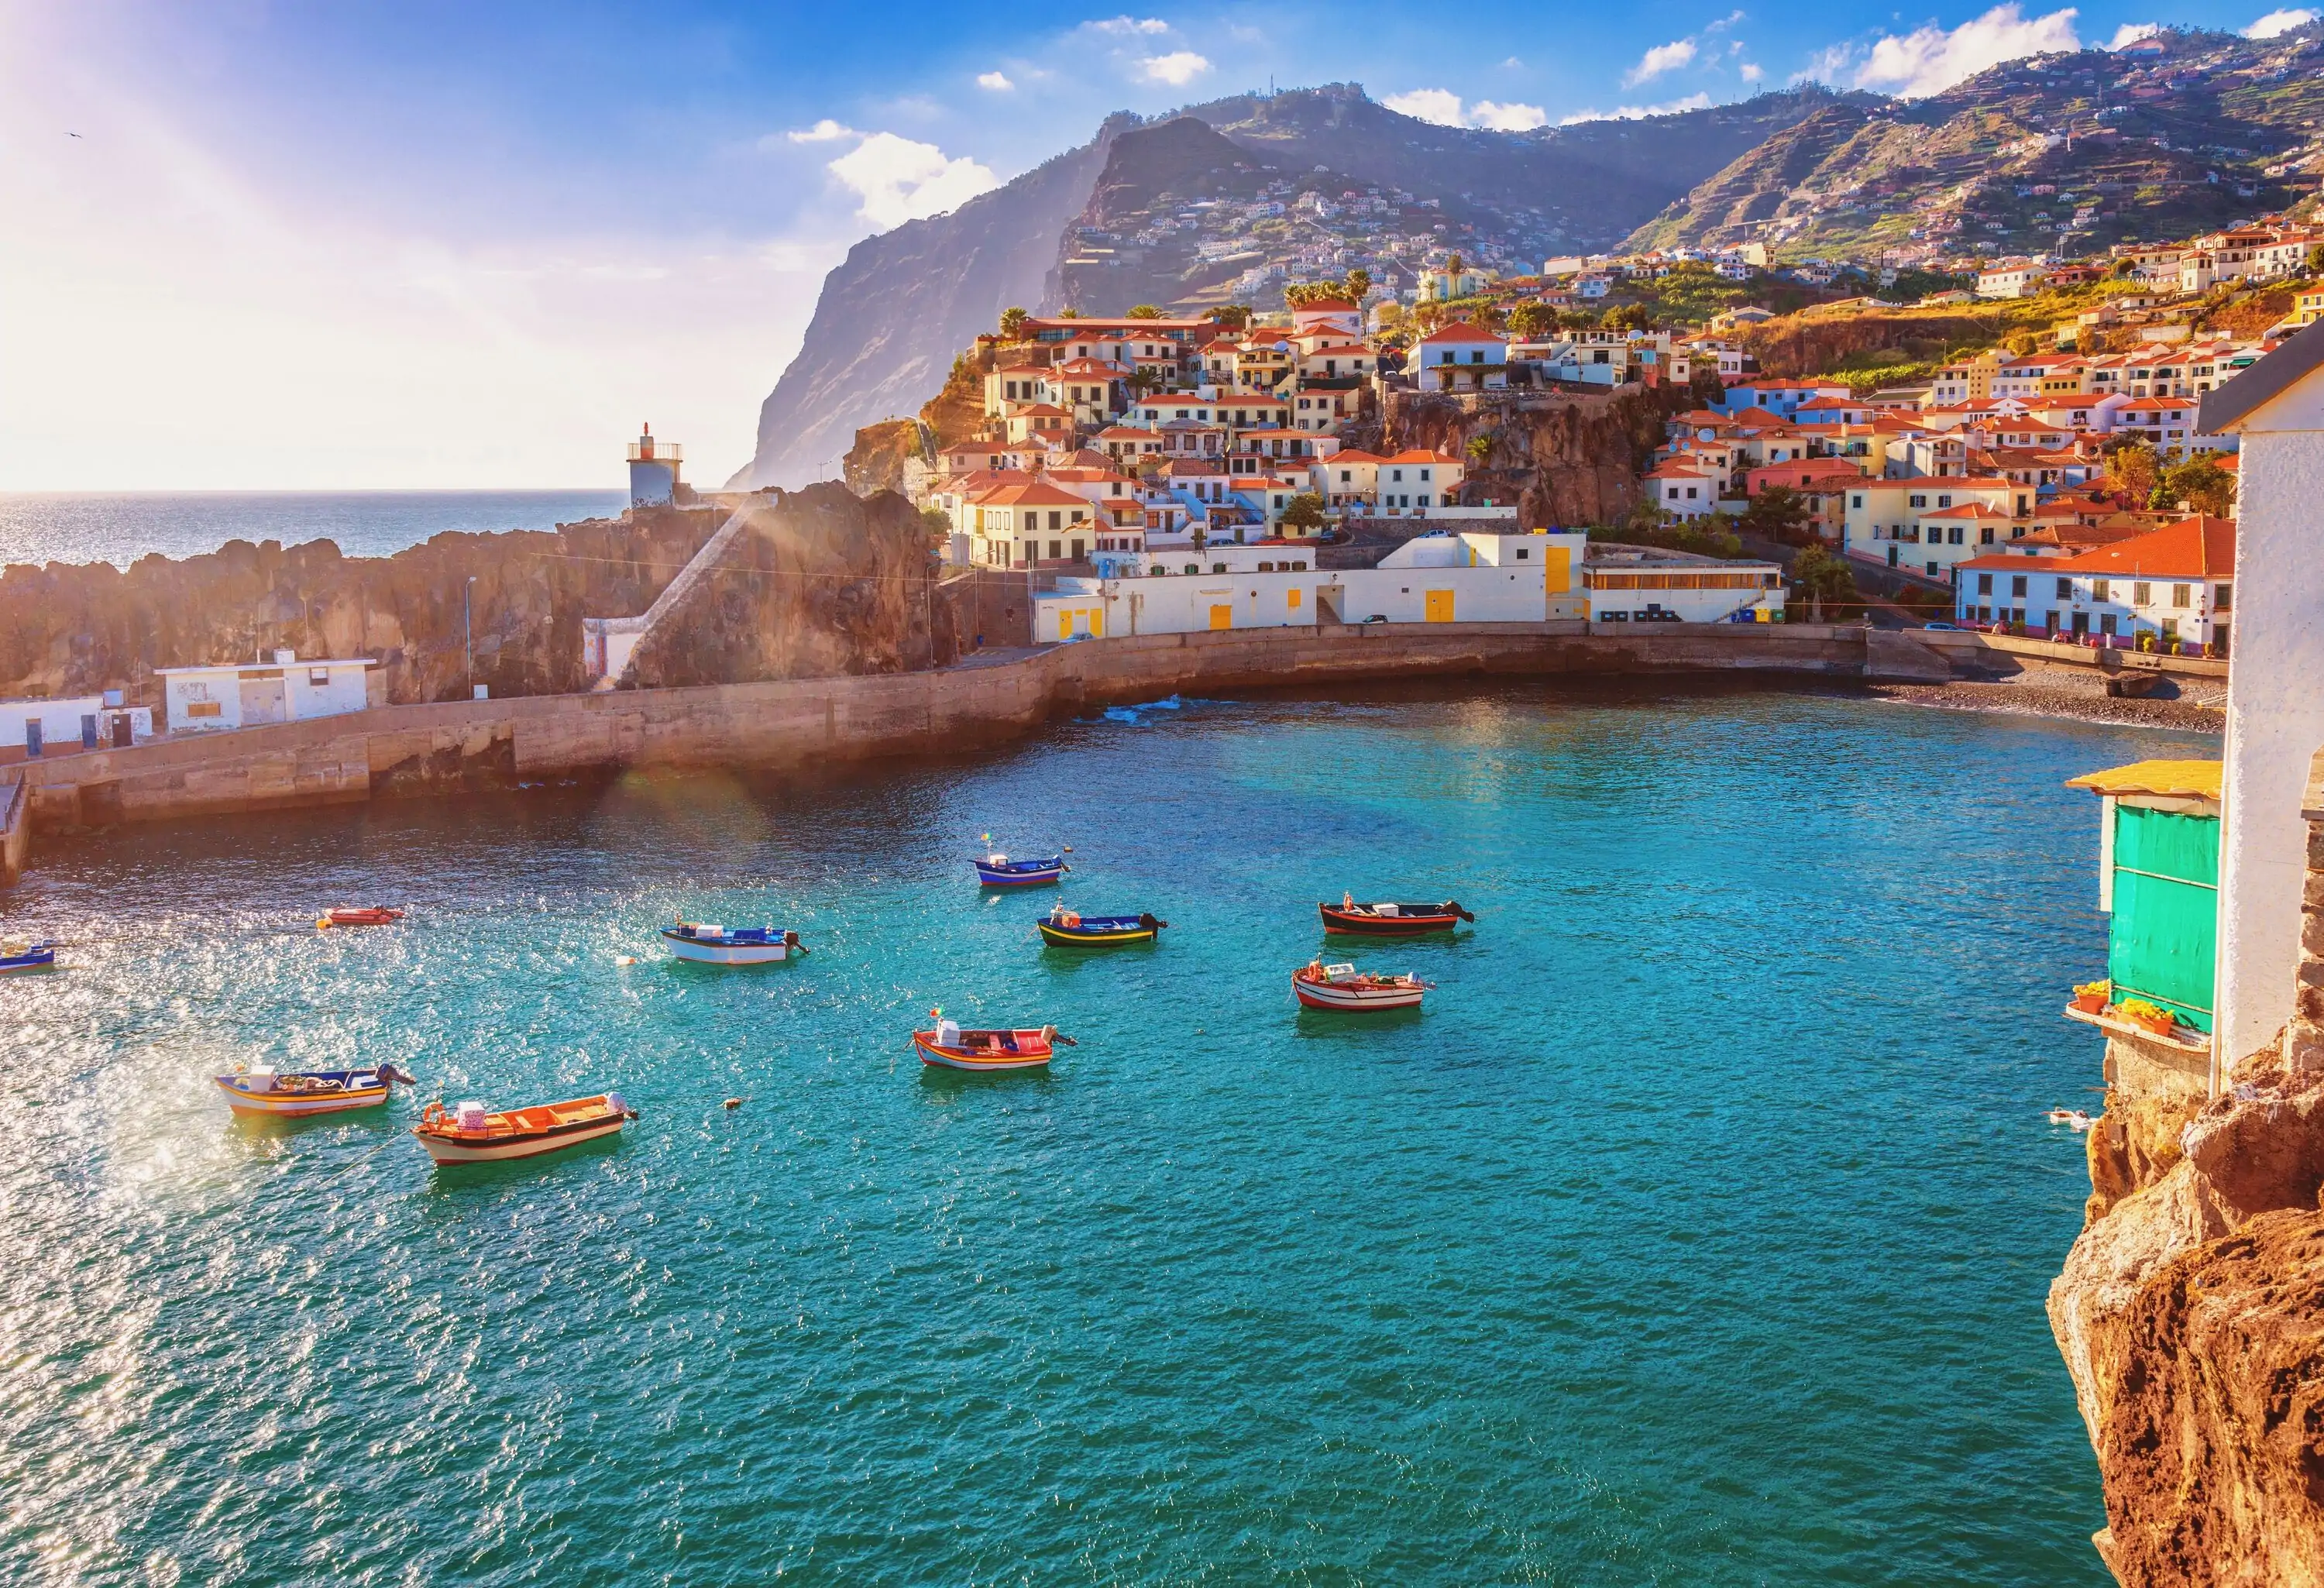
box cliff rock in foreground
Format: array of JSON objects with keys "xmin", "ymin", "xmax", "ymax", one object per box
[
  {"xmin": 2051, "ymin": 772, "xmax": 2324, "ymax": 1585},
  {"xmin": 0, "ymin": 490, "xmax": 942, "ymax": 710},
  {"xmin": 1384, "ymin": 381, "xmax": 1709, "ymax": 528}
]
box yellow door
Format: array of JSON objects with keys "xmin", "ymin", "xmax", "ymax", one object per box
[
  {"xmin": 1287, "ymin": 587, "xmax": 1302, "ymax": 610},
  {"xmin": 1540, "ymin": 545, "xmax": 1571, "ymax": 595},
  {"xmin": 1425, "ymin": 589, "xmax": 1456, "ymax": 623},
  {"xmin": 1208, "ymin": 604, "xmax": 1233, "ymax": 631},
  {"xmin": 1088, "ymin": 607, "xmax": 1103, "ymax": 638}
]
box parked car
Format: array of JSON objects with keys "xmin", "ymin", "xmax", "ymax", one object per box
[{"xmin": 1923, "ymin": 621, "xmax": 1962, "ymax": 631}]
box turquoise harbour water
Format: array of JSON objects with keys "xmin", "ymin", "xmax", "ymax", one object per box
[{"xmin": 1, "ymin": 683, "xmax": 2212, "ymax": 1584}]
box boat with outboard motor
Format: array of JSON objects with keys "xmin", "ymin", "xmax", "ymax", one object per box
[
  {"xmin": 412, "ymin": 1092, "xmax": 638, "ymax": 1164},
  {"xmin": 1292, "ymin": 959, "xmax": 1434, "ymax": 1012},
  {"xmin": 1, "ymin": 940, "xmax": 58, "ymax": 974},
  {"xmin": 215, "ymin": 1062, "xmax": 418, "ymax": 1118},
  {"xmin": 1035, "ymin": 904, "xmax": 1165, "ymax": 947},
  {"xmin": 912, "ymin": 1012, "xmax": 1072, "ymax": 1072},
  {"xmin": 1317, "ymin": 896, "xmax": 1474, "ymax": 936},
  {"xmin": 975, "ymin": 852, "xmax": 1068, "ymax": 887},
  {"xmin": 659, "ymin": 922, "xmax": 805, "ymax": 964},
  {"xmin": 317, "ymin": 906, "xmax": 405, "ymax": 930}
]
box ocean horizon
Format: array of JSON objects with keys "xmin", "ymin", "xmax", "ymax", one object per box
[{"xmin": 0, "ymin": 489, "xmax": 631, "ymax": 572}]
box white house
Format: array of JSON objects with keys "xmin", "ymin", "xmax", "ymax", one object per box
[
  {"xmin": 0, "ymin": 695, "xmax": 153, "ymax": 760},
  {"xmin": 1411, "ymin": 322, "xmax": 1507, "ymax": 393},
  {"xmin": 1951, "ymin": 516, "xmax": 2233, "ymax": 647},
  {"xmin": 2196, "ymin": 328, "xmax": 2324, "ymax": 1072},
  {"xmin": 1583, "ymin": 548, "xmax": 1786, "ymax": 623},
  {"xmin": 158, "ymin": 652, "xmax": 383, "ymax": 733}
]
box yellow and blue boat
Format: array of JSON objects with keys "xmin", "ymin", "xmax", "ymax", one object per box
[{"xmin": 1035, "ymin": 908, "xmax": 1165, "ymax": 947}]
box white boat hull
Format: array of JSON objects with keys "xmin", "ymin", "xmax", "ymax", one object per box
[
  {"xmin": 662, "ymin": 936, "xmax": 790, "ymax": 964},
  {"xmin": 215, "ymin": 1077, "xmax": 390, "ymax": 1116},
  {"xmin": 415, "ymin": 1115, "xmax": 627, "ymax": 1163},
  {"xmin": 1292, "ymin": 975, "xmax": 1428, "ymax": 1012}
]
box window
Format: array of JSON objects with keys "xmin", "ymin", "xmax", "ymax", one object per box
[
  {"xmin": 1514, "ymin": 548, "xmax": 1529, "ymax": 561},
  {"xmin": 1048, "ymin": 540, "xmax": 1061, "ymax": 559},
  {"xmin": 2099, "ymin": 614, "xmax": 2118, "ymax": 637},
  {"xmin": 1980, "ymin": 528, "xmax": 1995, "ymax": 545},
  {"xmin": 1851, "ymin": 494, "xmax": 1865, "ymax": 509},
  {"xmin": 2011, "ymin": 575, "xmax": 2027, "ymax": 598},
  {"xmin": 2055, "ymin": 577, "xmax": 2072, "ymax": 599},
  {"xmin": 2172, "ymin": 583, "xmax": 2190, "ymax": 607},
  {"xmin": 185, "ymin": 700, "xmax": 223, "ymax": 719},
  {"xmin": 308, "ymin": 667, "xmax": 330, "ymax": 686},
  {"xmin": 2092, "ymin": 578, "xmax": 2110, "ymax": 603},
  {"xmin": 1937, "ymin": 495, "xmax": 1952, "ymax": 509},
  {"xmin": 1949, "ymin": 527, "xmax": 1964, "ymax": 545},
  {"xmin": 2216, "ymin": 583, "xmax": 2233, "ymax": 611},
  {"xmin": 1910, "ymin": 494, "xmax": 1927, "ymax": 508},
  {"xmin": 1977, "ymin": 573, "xmax": 1993, "ymax": 595},
  {"xmin": 2133, "ymin": 581, "xmax": 2151, "ymax": 605},
  {"xmin": 1391, "ymin": 469, "xmax": 1404, "ymax": 482}
]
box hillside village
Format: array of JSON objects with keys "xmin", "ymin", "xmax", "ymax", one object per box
[{"xmin": 847, "ymin": 190, "xmax": 2324, "ymax": 655}]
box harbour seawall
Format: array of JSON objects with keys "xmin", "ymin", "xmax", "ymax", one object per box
[{"xmin": 9, "ymin": 623, "xmax": 1875, "ymax": 849}]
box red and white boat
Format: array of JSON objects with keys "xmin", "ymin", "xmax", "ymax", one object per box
[
  {"xmin": 316, "ymin": 906, "xmax": 405, "ymax": 930},
  {"xmin": 412, "ymin": 1093, "xmax": 635, "ymax": 1164},
  {"xmin": 911, "ymin": 1016, "xmax": 1071, "ymax": 1073},
  {"xmin": 1292, "ymin": 960, "xmax": 1433, "ymax": 1012}
]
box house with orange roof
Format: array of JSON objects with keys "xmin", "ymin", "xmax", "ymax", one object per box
[
  {"xmin": 1645, "ymin": 460, "xmax": 1724, "ymax": 520},
  {"xmin": 964, "ymin": 479, "xmax": 1097, "ymax": 569},
  {"xmin": 1953, "ymin": 516, "xmax": 2233, "ymax": 649}
]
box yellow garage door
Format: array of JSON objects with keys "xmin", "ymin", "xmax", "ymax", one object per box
[
  {"xmin": 1424, "ymin": 589, "xmax": 1455, "ymax": 623},
  {"xmin": 1208, "ymin": 604, "xmax": 1233, "ymax": 631}
]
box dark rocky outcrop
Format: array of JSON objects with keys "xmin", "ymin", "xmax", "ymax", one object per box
[
  {"xmin": 623, "ymin": 486, "xmax": 941, "ymax": 687},
  {"xmin": 1384, "ymin": 383, "xmax": 1703, "ymax": 528}
]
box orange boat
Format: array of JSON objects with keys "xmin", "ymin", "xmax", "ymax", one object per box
[
  {"xmin": 317, "ymin": 906, "xmax": 406, "ymax": 930},
  {"xmin": 412, "ymin": 1093, "xmax": 635, "ymax": 1164},
  {"xmin": 911, "ymin": 1014, "xmax": 1071, "ymax": 1073}
]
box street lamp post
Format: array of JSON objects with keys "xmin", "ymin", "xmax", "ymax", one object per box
[{"xmin": 464, "ymin": 576, "xmax": 476, "ymax": 698}]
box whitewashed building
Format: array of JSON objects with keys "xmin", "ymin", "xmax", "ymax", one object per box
[
  {"xmin": 158, "ymin": 652, "xmax": 383, "ymax": 733},
  {"xmin": 0, "ymin": 695, "xmax": 153, "ymax": 760}
]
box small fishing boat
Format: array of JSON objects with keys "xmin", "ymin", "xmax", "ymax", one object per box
[
  {"xmin": 0, "ymin": 940, "xmax": 58, "ymax": 974},
  {"xmin": 316, "ymin": 906, "xmax": 405, "ymax": 930},
  {"xmin": 975, "ymin": 852, "xmax": 1069, "ymax": 887},
  {"xmin": 659, "ymin": 922, "xmax": 805, "ymax": 964},
  {"xmin": 1035, "ymin": 906, "xmax": 1165, "ymax": 947},
  {"xmin": 1317, "ymin": 897, "xmax": 1474, "ymax": 937},
  {"xmin": 1292, "ymin": 959, "xmax": 1434, "ymax": 1012},
  {"xmin": 412, "ymin": 1092, "xmax": 637, "ymax": 1164},
  {"xmin": 214, "ymin": 1062, "xmax": 418, "ymax": 1118},
  {"xmin": 912, "ymin": 1013, "xmax": 1073, "ymax": 1073}
]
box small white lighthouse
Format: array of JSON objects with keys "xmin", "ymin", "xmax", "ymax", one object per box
[{"xmin": 627, "ymin": 423, "xmax": 683, "ymax": 509}]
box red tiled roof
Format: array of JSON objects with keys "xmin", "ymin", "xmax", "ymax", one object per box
[
  {"xmin": 2046, "ymin": 515, "xmax": 2235, "ymax": 578},
  {"xmin": 1416, "ymin": 321, "xmax": 1507, "ymax": 345}
]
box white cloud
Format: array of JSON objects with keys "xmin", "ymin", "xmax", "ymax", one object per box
[
  {"xmin": 1136, "ymin": 50, "xmax": 1211, "ymax": 85},
  {"xmin": 1740, "ymin": 61, "xmax": 1765, "ymax": 81},
  {"xmin": 786, "ymin": 119, "xmax": 858, "ymax": 144},
  {"xmin": 1086, "ymin": 15, "xmax": 1171, "ymax": 34},
  {"xmin": 2247, "ymin": 8, "xmax": 2318, "ymax": 36},
  {"xmin": 976, "ymin": 70, "xmax": 1014, "ymax": 91},
  {"xmin": 1502, "ymin": 55, "xmax": 1525, "ymax": 67},
  {"xmin": 1820, "ymin": 5, "xmax": 2082, "ymax": 99},
  {"xmin": 1383, "ymin": 88, "xmax": 1468, "ymax": 125},
  {"xmin": 1471, "ymin": 100, "xmax": 1549, "ymax": 131},
  {"xmin": 825, "ymin": 132, "xmax": 997, "ymax": 230},
  {"xmin": 1707, "ymin": 9, "xmax": 1747, "ymax": 29},
  {"xmin": 2107, "ymin": 20, "xmax": 2162, "ymax": 46},
  {"xmin": 1628, "ymin": 38, "xmax": 1699, "ymax": 84},
  {"xmin": 1560, "ymin": 92, "xmax": 1714, "ymax": 124}
]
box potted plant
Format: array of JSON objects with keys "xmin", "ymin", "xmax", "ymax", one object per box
[
  {"xmin": 2071, "ymin": 979, "xmax": 2111, "ymax": 1014},
  {"xmin": 2116, "ymin": 998, "xmax": 2178, "ymax": 1037}
]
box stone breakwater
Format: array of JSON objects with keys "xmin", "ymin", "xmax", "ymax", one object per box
[{"xmin": 9, "ymin": 624, "xmax": 1879, "ymax": 854}]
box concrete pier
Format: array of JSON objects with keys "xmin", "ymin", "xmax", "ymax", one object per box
[{"xmin": 2, "ymin": 621, "xmax": 1893, "ymax": 870}]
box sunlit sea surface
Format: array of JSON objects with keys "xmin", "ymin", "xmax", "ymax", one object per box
[
  {"xmin": 0, "ymin": 683, "xmax": 2209, "ymax": 1584},
  {"xmin": 0, "ymin": 490, "xmax": 627, "ymax": 569}
]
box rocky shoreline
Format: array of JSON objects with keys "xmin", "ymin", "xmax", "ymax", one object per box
[{"xmin": 1865, "ymin": 660, "xmax": 2227, "ymax": 735}]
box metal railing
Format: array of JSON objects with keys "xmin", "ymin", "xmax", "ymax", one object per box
[{"xmin": 627, "ymin": 442, "xmax": 682, "ymax": 463}]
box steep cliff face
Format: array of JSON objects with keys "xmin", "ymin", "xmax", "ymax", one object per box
[
  {"xmin": 1384, "ymin": 383, "xmax": 1702, "ymax": 528},
  {"xmin": 736, "ymin": 84, "xmax": 1848, "ymax": 490},
  {"xmin": 730, "ymin": 126, "xmax": 1127, "ymax": 490},
  {"xmin": 1739, "ymin": 312, "xmax": 2007, "ymax": 383},
  {"xmin": 2051, "ymin": 782, "xmax": 2324, "ymax": 1586},
  {"xmin": 0, "ymin": 512, "xmax": 721, "ymax": 707},
  {"xmin": 623, "ymin": 486, "xmax": 940, "ymax": 687}
]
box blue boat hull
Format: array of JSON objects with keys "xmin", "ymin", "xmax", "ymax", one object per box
[
  {"xmin": 975, "ymin": 858, "xmax": 1067, "ymax": 887},
  {"xmin": 0, "ymin": 944, "xmax": 57, "ymax": 974}
]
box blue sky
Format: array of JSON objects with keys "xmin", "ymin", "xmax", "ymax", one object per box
[{"xmin": 0, "ymin": 0, "xmax": 2309, "ymax": 489}]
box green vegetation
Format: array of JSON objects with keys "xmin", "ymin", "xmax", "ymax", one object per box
[
  {"xmin": 1738, "ymin": 486, "xmax": 1812, "ymax": 545},
  {"xmin": 999, "ymin": 307, "xmax": 1030, "ymax": 340},
  {"xmin": 1590, "ymin": 517, "xmax": 1744, "ymax": 559},
  {"xmin": 1278, "ymin": 493, "xmax": 1328, "ymax": 533},
  {"xmin": 2158, "ymin": 454, "xmax": 2234, "ymax": 517},
  {"xmin": 1126, "ymin": 304, "xmax": 1165, "ymax": 318},
  {"xmin": 1788, "ymin": 541, "xmax": 1859, "ymax": 620}
]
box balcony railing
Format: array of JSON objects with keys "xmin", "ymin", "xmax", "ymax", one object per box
[{"xmin": 627, "ymin": 442, "xmax": 682, "ymax": 463}]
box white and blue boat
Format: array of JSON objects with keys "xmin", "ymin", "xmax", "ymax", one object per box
[
  {"xmin": 659, "ymin": 922, "xmax": 804, "ymax": 965},
  {"xmin": 0, "ymin": 940, "xmax": 57, "ymax": 974},
  {"xmin": 974, "ymin": 853, "xmax": 1069, "ymax": 887}
]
